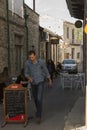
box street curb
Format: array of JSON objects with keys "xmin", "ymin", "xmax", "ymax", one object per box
[{"xmin": 63, "ymin": 97, "xmax": 85, "ymax": 130}]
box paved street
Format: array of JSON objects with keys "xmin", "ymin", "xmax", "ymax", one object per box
[{"xmin": 0, "ymin": 76, "xmax": 83, "ymax": 130}]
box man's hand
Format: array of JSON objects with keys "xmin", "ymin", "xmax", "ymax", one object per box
[
  {"xmin": 28, "ymin": 76, "xmax": 33, "ymax": 83},
  {"xmin": 48, "ymin": 78, "xmax": 52, "ymax": 88}
]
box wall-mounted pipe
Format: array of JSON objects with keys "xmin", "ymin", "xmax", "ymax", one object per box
[
  {"xmin": 6, "ymin": 0, "xmax": 11, "ymax": 73},
  {"xmin": 23, "ymin": 0, "xmax": 29, "ymax": 58}
]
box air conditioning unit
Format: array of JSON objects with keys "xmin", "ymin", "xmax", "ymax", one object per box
[{"xmin": 46, "ymin": 32, "xmax": 49, "ymax": 42}]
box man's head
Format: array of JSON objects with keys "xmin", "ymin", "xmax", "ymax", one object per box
[{"xmin": 28, "ymin": 50, "xmax": 36, "ymax": 63}]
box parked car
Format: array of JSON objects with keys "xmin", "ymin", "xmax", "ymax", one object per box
[{"xmin": 61, "ymin": 59, "xmax": 78, "ymax": 74}]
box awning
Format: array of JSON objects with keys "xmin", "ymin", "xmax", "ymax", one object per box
[{"xmin": 66, "ymin": 0, "xmax": 84, "ymax": 20}]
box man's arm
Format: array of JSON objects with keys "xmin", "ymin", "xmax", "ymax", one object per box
[
  {"xmin": 24, "ymin": 61, "xmax": 33, "ymax": 83},
  {"xmin": 41, "ymin": 59, "xmax": 52, "ymax": 87}
]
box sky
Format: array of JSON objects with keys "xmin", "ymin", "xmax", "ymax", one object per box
[{"xmin": 25, "ymin": 0, "xmax": 77, "ymax": 36}]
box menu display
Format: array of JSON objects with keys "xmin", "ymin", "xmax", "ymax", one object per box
[{"xmin": 3, "ymin": 84, "xmax": 27, "ymax": 125}]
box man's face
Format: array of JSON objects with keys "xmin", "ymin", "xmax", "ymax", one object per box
[{"xmin": 29, "ymin": 53, "xmax": 36, "ymax": 62}]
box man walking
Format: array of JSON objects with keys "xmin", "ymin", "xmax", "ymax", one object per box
[{"xmin": 24, "ymin": 50, "xmax": 52, "ymax": 123}]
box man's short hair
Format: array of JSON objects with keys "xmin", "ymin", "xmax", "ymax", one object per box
[{"xmin": 28, "ymin": 50, "xmax": 36, "ymax": 55}]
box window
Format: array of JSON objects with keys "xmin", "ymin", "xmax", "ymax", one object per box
[
  {"xmin": 63, "ymin": 59, "xmax": 75, "ymax": 64},
  {"xmin": 72, "ymin": 29, "xmax": 74, "ymax": 43},
  {"xmin": 71, "ymin": 48, "xmax": 75, "ymax": 59},
  {"xmin": 64, "ymin": 53, "xmax": 69, "ymax": 59},
  {"xmin": 67, "ymin": 27, "xmax": 69, "ymax": 39},
  {"xmin": 77, "ymin": 52, "xmax": 80, "ymax": 59}
]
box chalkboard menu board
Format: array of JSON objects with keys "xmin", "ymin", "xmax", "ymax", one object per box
[{"xmin": 3, "ymin": 84, "xmax": 28, "ymax": 126}]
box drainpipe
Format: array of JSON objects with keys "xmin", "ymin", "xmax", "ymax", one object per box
[
  {"xmin": 83, "ymin": 0, "xmax": 86, "ymax": 90},
  {"xmin": 84, "ymin": 0, "xmax": 87, "ymax": 127},
  {"xmin": 6, "ymin": 0, "xmax": 11, "ymax": 73},
  {"xmin": 25, "ymin": 16, "xmax": 29, "ymax": 58},
  {"xmin": 33, "ymin": 0, "xmax": 35, "ymax": 11},
  {"xmin": 23, "ymin": 0, "xmax": 29, "ymax": 58}
]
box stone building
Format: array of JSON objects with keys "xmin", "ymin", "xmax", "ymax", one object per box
[
  {"xmin": 25, "ymin": 4, "xmax": 39, "ymax": 56},
  {"xmin": 0, "ymin": 0, "xmax": 39, "ymax": 79},
  {"xmin": 63, "ymin": 21, "xmax": 83, "ymax": 72},
  {"xmin": 39, "ymin": 27, "xmax": 61, "ymax": 66}
]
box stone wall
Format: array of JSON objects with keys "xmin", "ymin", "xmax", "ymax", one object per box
[
  {"xmin": 0, "ymin": 0, "xmax": 39, "ymax": 78},
  {"xmin": 0, "ymin": 0, "xmax": 8, "ymax": 73},
  {"xmin": 25, "ymin": 5, "xmax": 39, "ymax": 56}
]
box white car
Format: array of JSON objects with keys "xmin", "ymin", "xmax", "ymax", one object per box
[{"xmin": 61, "ymin": 59, "xmax": 78, "ymax": 74}]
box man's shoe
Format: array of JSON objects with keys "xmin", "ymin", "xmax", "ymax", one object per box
[{"xmin": 36, "ymin": 117, "xmax": 41, "ymax": 124}]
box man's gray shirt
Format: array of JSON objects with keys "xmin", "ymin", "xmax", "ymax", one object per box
[{"xmin": 24, "ymin": 59, "xmax": 50, "ymax": 85}]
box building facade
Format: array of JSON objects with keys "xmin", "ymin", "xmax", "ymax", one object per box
[
  {"xmin": 39, "ymin": 27, "xmax": 61, "ymax": 66},
  {"xmin": 63, "ymin": 21, "xmax": 83, "ymax": 72}
]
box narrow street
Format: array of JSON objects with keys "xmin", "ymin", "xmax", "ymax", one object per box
[{"xmin": 0, "ymin": 76, "xmax": 83, "ymax": 130}]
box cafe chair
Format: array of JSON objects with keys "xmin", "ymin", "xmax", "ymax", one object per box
[
  {"xmin": 73, "ymin": 73, "xmax": 85, "ymax": 90},
  {"xmin": 61, "ymin": 73, "xmax": 73, "ymax": 90}
]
